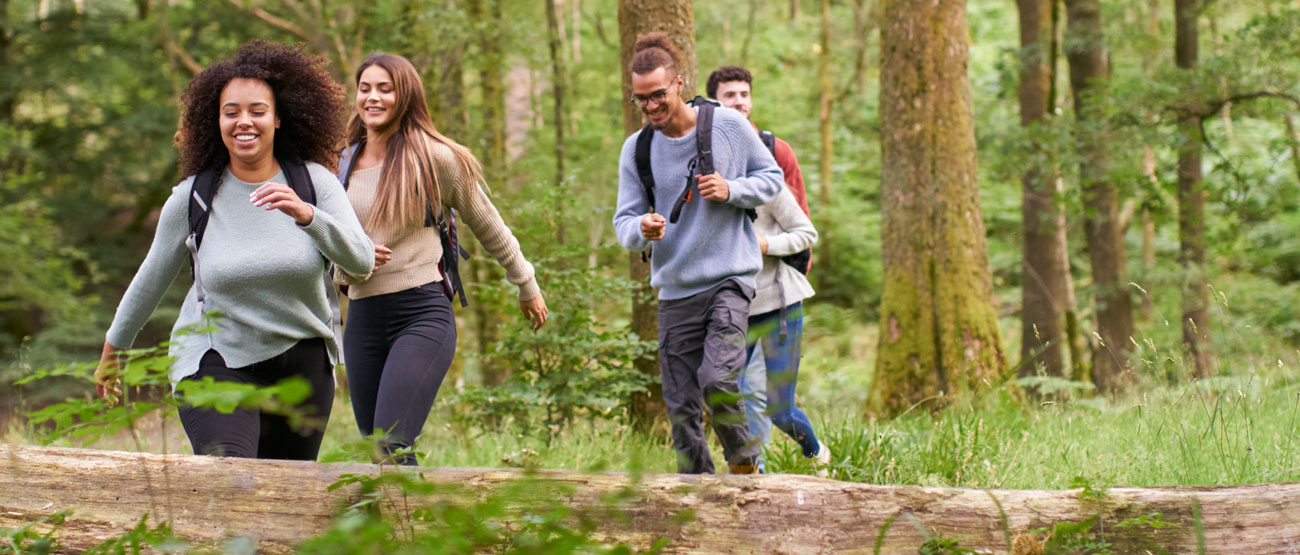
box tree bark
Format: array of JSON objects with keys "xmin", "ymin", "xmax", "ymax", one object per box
[
  {"xmin": 1018, "ymin": 0, "xmax": 1071, "ymax": 381},
  {"xmin": 870, "ymin": 0, "xmax": 1007, "ymax": 416},
  {"xmin": 815, "ymin": 0, "xmax": 834, "ymax": 282},
  {"xmin": 0, "ymin": 0, "xmax": 14, "ymax": 124},
  {"xmin": 1065, "ymin": 0, "xmax": 1135, "ymax": 394},
  {"xmin": 7, "ymin": 445, "xmax": 1300, "ymax": 553},
  {"xmin": 618, "ymin": 0, "xmax": 696, "ymax": 430},
  {"xmin": 1175, "ymin": 0, "xmax": 1211, "ymax": 380},
  {"xmin": 546, "ymin": 0, "xmax": 568, "ymax": 245},
  {"xmin": 468, "ymin": 0, "xmax": 509, "ymax": 386}
]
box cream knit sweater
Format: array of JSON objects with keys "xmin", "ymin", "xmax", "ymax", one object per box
[{"xmin": 337, "ymin": 143, "xmax": 540, "ymax": 301}]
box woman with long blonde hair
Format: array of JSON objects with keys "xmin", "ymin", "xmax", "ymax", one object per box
[{"xmin": 336, "ymin": 53, "xmax": 547, "ymax": 465}]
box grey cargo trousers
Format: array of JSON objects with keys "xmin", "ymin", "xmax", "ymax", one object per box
[{"xmin": 658, "ymin": 278, "xmax": 760, "ymax": 473}]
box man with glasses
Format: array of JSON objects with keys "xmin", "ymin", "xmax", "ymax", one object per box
[{"xmin": 613, "ymin": 32, "xmax": 784, "ymax": 475}]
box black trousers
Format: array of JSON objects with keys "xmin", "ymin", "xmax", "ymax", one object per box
[
  {"xmin": 177, "ymin": 337, "xmax": 334, "ymax": 460},
  {"xmin": 658, "ymin": 279, "xmax": 759, "ymax": 474},
  {"xmin": 344, "ymin": 282, "xmax": 457, "ymax": 466}
]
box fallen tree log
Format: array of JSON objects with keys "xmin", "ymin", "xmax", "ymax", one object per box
[{"xmin": 2, "ymin": 444, "xmax": 1300, "ymax": 553}]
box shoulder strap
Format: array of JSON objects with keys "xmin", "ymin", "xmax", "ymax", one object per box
[
  {"xmin": 634, "ymin": 124, "xmax": 656, "ymax": 212},
  {"xmin": 693, "ymin": 97, "xmax": 715, "ymax": 177},
  {"xmin": 337, "ymin": 142, "xmax": 361, "ymax": 190},
  {"xmin": 759, "ymin": 130, "xmax": 777, "ymax": 158},
  {"xmin": 188, "ymin": 165, "xmax": 221, "ymax": 256},
  {"xmin": 280, "ymin": 159, "xmax": 316, "ymax": 205}
]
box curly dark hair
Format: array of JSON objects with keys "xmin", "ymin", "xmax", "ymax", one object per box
[
  {"xmin": 177, "ymin": 40, "xmax": 345, "ymax": 176},
  {"xmin": 706, "ymin": 66, "xmax": 753, "ymax": 99},
  {"xmin": 630, "ymin": 32, "xmax": 681, "ymax": 76}
]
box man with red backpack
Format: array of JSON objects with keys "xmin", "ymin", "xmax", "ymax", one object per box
[{"xmin": 708, "ymin": 65, "xmax": 830, "ymax": 476}]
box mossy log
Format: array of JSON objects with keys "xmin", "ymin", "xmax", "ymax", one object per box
[{"xmin": 3, "ymin": 444, "xmax": 1300, "ymax": 553}]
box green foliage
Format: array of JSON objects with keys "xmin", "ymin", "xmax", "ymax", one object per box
[
  {"xmin": 0, "ymin": 509, "xmax": 69, "ymax": 554},
  {"xmin": 83, "ymin": 514, "xmax": 189, "ymax": 555},
  {"xmin": 301, "ymin": 469, "xmax": 667, "ymax": 554},
  {"xmin": 917, "ymin": 535, "xmax": 976, "ymax": 555},
  {"xmin": 446, "ymin": 182, "xmax": 655, "ymax": 438}
]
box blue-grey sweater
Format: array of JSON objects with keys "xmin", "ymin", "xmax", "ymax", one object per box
[{"xmin": 614, "ymin": 105, "xmax": 784, "ymax": 300}]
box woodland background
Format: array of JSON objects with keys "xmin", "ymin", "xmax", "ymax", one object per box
[{"xmin": 5, "ymin": 0, "xmax": 1300, "ymax": 490}]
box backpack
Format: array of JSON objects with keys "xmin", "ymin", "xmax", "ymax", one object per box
[
  {"xmin": 757, "ymin": 130, "xmax": 812, "ymax": 276},
  {"xmin": 337, "ymin": 142, "xmax": 471, "ymax": 307},
  {"xmin": 185, "ymin": 159, "xmax": 346, "ymax": 362}
]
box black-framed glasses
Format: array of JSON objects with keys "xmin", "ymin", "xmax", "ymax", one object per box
[{"xmin": 629, "ymin": 88, "xmax": 670, "ymax": 108}]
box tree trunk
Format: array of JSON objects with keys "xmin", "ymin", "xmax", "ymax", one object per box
[
  {"xmin": 790, "ymin": 0, "xmax": 799, "ymax": 21},
  {"xmin": 0, "ymin": 0, "xmax": 14, "ymax": 124},
  {"xmin": 546, "ymin": 0, "xmax": 567, "ymax": 245},
  {"xmin": 815, "ymin": 0, "xmax": 834, "ymax": 283},
  {"xmin": 1175, "ymin": 0, "xmax": 1211, "ymax": 380},
  {"xmin": 469, "ymin": 0, "xmax": 509, "ymax": 386},
  {"xmin": 1285, "ymin": 114, "xmax": 1300, "ymax": 187},
  {"xmin": 1018, "ymin": 0, "xmax": 1071, "ymax": 381},
  {"xmin": 1065, "ymin": 0, "xmax": 1134, "ymax": 394},
  {"xmin": 870, "ymin": 0, "xmax": 1007, "ymax": 416},
  {"xmin": 7, "ymin": 445, "xmax": 1300, "ymax": 553},
  {"xmin": 618, "ymin": 0, "xmax": 696, "ymax": 430},
  {"xmin": 817, "ymin": 0, "xmax": 832, "ymax": 210}
]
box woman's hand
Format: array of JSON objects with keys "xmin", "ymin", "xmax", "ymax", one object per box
[
  {"xmin": 250, "ymin": 182, "xmax": 314, "ymax": 225},
  {"xmin": 373, "ymin": 244, "xmax": 393, "ymax": 272},
  {"xmin": 520, "ymin": 294, "xmax": 548, "ymax": 331},
  {"xmin": 94, "ymin": 341, "xmax": 122, "ymax": 406},
  {"xmin": 757, "ymin": 235, "xmax": 769, "ymax": 254}
]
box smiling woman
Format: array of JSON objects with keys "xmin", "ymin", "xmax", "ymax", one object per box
[
  {"xmin": 332, "ymin": 53, "xmax": 548, "ymax": 466},
  {"xmin": 94, "ymin": 40, "xmax": 375, "ymax": 462}
]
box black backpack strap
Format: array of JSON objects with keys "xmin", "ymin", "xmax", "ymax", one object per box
[
  {"xmin": 280, "ymin": 159, "xmax": 316, "ymax": 206},
  {"xmin": 634, "ymin": 124, "xmax": 657, "ymax": 262},
  {"xmin": 184, "ymin": 165, "xmax": 222, "ymax": 322},
  {"xmin": 187, "ymin": 166, "xmax": 221, "ymax": 278},
  {"xmin": 634, "ymin": 124, "xmax": 656, "ymax": 211},
  {"xmin": 437, "ymin": 208, "xmax": 470, "ymax": 307},
  {"xmin": 693, "ymin": 97, "xmax": 715, "ymax": 177},
  {"xmin": 687, "ymin": 97, "xmax": 756, "ymax": 221},
  {"xmin": 759, "ymin": 130, "xmax": 777, "ymax": 158}
]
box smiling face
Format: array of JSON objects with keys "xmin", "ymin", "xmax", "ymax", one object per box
[
  {"xmin": 630, "ymin": 67, "xmax": 685, "ymax": 131},
  {"xmin": 715, "ymin": 80, "xmax": 752, "ymax": 119},
  {"xmin": 218, "ymin": 78, "xmax": 279, "ymax": 169},
  {"xmin": 357, "ymin": 64, "xmax": 398, "ymax": 131}
]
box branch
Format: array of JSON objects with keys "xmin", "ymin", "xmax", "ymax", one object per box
[
  {"xmin": 225, "ymin": 0, "xmax": 310, "ymax": 40},
  {"xmin": 1171, "ymin": 90, "xmax": 1300, "ymax": 121}
]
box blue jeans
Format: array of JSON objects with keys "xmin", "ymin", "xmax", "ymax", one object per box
[{"xmin": 743, "ymin": 302, "xmax": 820, "ymax": 458}]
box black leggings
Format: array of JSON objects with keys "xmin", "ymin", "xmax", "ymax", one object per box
[
  {"xmin": 344, "ymin": 282, "xmax": 457, "ymax": 465},
  {"xmin": 177, "ymin": 337, "xmax": 334, "ymax": 460}
]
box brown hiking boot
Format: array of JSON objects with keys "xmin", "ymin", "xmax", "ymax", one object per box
[{"xmin": 729, "ymin": 463, "xmax": 760, "ymax": 475}]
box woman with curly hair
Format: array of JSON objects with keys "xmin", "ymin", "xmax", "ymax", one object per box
[
  {"xmin": 95, "ymin": 40, "xmax": 375, "ymax": 460},
  {"xmin": 335, "ymin": 53, "xmax": 547, "ymax": 465}
]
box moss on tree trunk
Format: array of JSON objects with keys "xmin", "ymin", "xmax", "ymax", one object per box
[{"xmin": 871, "ymin": 0, "xmax": 1006, "ymax": 417}]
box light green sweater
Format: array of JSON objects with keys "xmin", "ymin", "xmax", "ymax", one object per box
[{"xmin": 106, "ymin": 163, "xmax": 374, "ymax": 383}]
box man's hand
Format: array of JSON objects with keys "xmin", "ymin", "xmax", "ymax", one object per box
[
  {"xmin": 641, "ymin": 213, "xmax": 666, "ymax": 241},
  {"xmin": 757, "ymin": 235, "xmax": 769, "ymax": 254},
  {"xmin": 697, "ymin": 172, "xmax": 729, "ymax": 202}
]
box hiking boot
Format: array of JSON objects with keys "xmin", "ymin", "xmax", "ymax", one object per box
[
  {"xmin": 812, "ymin": 442, "xmax": 832, "ymax": 478},
  {"xmin": 729, "ymin": 463, "xmax": 760, "ymax": 475}
]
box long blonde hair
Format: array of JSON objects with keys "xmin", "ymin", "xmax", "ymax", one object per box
[{"xmin": 346, "ymin": 53, "xmax": 483, "ymax": 234}]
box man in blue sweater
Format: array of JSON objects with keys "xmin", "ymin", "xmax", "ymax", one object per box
[{"xmin": 613, "ymin": 32, "xmax": 784, "ymax": 475}]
